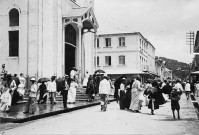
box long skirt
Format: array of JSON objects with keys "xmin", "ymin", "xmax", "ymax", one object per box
[
  {"xmin": 148, "ymin": 99, "xmax": 159, "ymax": 110},
  {"xmin": 129, "ymin": 90, "xmax": 142, "ymax": 111},
  {"xmin": 17, "ymin": 87, "xmax": 25, "ymax": 96},
  {"xmin": 125, "ymin": 89, "xmax": 131, "ymax": 109},
  {"xmin": 0, "ymin": 102, "xmax": 10, "ymax": 111},
  {"xmin": 11, "ymin": 90, "xmax": 21, "ymax": 105},
  {"xmin": 68, "ymin": 88, "xmax": 76, "ymax": 103},
  {"xmin": 119, "ymin": 91, "xmax": 126, "ymax": 110}
]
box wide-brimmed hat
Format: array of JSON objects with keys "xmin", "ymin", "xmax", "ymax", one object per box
[{"xmin": 30, "ymin": 78, "xmax": 36, "ymax": 81}]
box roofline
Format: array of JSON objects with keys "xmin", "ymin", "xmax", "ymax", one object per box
[
  {"xmin": 97, "ymin": 32, "xmax": 155, "ymax": 49},
  {"xmin": 70, "ymin": 0, "xmax": 81, "ymax": 7}
]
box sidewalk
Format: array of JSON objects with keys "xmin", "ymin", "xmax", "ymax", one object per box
[{"xmin": 0, "ymin": 96, "xmax": 114, "ymax": 124}]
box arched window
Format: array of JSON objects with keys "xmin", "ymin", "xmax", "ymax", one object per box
[
  {"xmin": 9, "ymin": 8, "xmax": 19, "ymax": 57},
  {"xmin": 9, "ymin": 8, "xmax": 19, "ymax": 26},
  {"xmin": 119, "ymin": 55, "xmax": 125, "ymax": 65}
]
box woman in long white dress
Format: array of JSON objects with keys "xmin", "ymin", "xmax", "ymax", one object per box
[
  {"xmin": 129, "ymin": 76, "xmax": 143, "ymax": 113},
  {"xmin": 17, "ymin": 73, "xmax": 26, "ymax": 97},
  {"xmin": 0, "ymin": 84, "xmax": 11, "ymax": 112},
  {"xmin": 68, "ymin": 79, "xmax": 78, "ymax": 103}
]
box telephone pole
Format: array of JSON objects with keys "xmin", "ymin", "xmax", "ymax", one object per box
[{"xmin": 186, "ymin": 31, "xmax": 195, "ymax": 54}]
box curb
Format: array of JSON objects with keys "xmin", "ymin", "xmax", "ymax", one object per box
[
  {"xmin": 190, "ymin": 95, "xmax": 199, "ymax": 119},
  {"xmin": 12, "ymin": 99, "xmax": 116, "ymax": 123}
]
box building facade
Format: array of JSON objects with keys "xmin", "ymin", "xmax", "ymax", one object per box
[
  {"xmin": 0, "ymin": 0, "xmax": 98, "ymax": 82},
  {"xmin": 96, "ymin": 32, "xmax": 156, "ymax": 82},
  {"xmin": 190, "ymin": 31, "xmax": 199, "ymax": 81},
  {"xmin": 155, "ymin": 57, "xmax": 172, "ymax": 81}
]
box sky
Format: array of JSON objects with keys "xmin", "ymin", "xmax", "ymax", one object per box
[{"xmin": 93, "ymin": 0, "xmax": 199, "ymax": 64}]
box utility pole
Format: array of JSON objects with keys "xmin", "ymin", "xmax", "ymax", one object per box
[{"xmin": 186, "ymin": 31, "xmax": 195, "ymax": 54}]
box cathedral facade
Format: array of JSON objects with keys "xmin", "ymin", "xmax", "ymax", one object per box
[{"xmin": 0, "ymin": 0, "xmax": 98, "ymax": 82}]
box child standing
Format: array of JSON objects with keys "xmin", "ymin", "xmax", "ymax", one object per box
[{"xmin": 170, "ymin": 79, "xmax": 183, "ymax": 119}]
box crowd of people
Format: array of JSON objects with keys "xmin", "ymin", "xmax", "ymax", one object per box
[
  {"xmin": 110, "ymin": 74, "xmax": 199, "ymax": 119},
  {"xmin": 0, "ymin": 66, "xmax": 80, "ymax": 114},
  {"xmin": 1, "ymin": 63, "xmax": 199, "ymax": 118}
]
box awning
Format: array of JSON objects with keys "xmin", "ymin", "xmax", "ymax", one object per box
[
  {"xmin": 191, "ymin": 71, "xmax": 199, "ymax": 75},
  {"xmin": 106, "ymin": 69, "xmax": 146, "ymax": 75}
]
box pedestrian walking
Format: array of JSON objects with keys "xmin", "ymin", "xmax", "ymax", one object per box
[
  {"xmin": 47, "ymin": 76, "xmax": 57, "ymax": 105},
  {"xmin": 147, "ymin": 81, "xmax": 159, "ymax": 115},
  {"xmin": 99, "ymin": 75, "xmax": 111, "ymax": 112},
  {"xmin": 83, "ymin": 71, "xmax": 89, "ymax": 88},
  {"xmin": 185, "ymin": 80, "xmax": 191, "ymax": 99},
  {"xmin": 118, "ymin": 78, "xmax": 126, "ymax": 110},
  {"xmin": 61, "ymin": 75, "xmax": 70, "ymax": 109},
  {"xmin": 191, "ymin": 81, "xmax": 196, "ymax": 96},
  {"xmin": 143, "ymin": 79, "xmax": 152, "ymax": 106},
  {"xmin": 162, "ymin": 82, "xmax": 173, "ymax": 99},
  {"xmin": 195, "ymin": 81, "xmax": 199, "ymax": 97},
  {"xmin": 6, "ymin": 73, "xmax": 19, "ymax": 105},
  {"xmin": 17, "ymin": 73, "xmax": 26, "ymax": 98},
  {"xmin": 67, "ymin": 78, "xmax": 78, "ymax": 103},
  {"xmin": 86, "ymin": 75, "xmax": 95, "ymax": 102},
  {"xmin": 70, "ymin": 67, "xmax": 78, "ymax": 82},
  {"xmin": 129, "ymin": 75, "xmax": 143, "ymax": 113},
  {"xmin": 124, "ymin": 78, "xmax": 132, "ymax": 109},
  {"xmin": 0, "ymin": 83, "xmax": 11, "ymax": 112},
  {"xmin": 170, "ymin": 78, "xmax": 183, "ymax": 119},
  {"xmin": 37, "ymin": 82, "xmax": 47, "ymax": 104},
  {"xmin": 23, "ymin": 78, "xmax": 37, "ymax": 114}
]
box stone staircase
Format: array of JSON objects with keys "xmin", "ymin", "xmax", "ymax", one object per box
[
  {"xmin": 18, "ymin": 87, "xmax": 100, "ymax": 103},
  {"xmin": 55, "ymin": 87, "xmax": 88, "ymax": 101}
]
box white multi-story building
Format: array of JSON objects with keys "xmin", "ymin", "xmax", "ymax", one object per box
[
  {"xmin": 0, "ymin": 0, "xmax": 98, "ymax": 83},
  {"xmin": 96, "ymin": 32, "xmax": 156, "ymax": 82}
]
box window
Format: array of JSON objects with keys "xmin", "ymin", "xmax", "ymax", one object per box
[
  {"xmin": 97, "ymin": 39, "xmax": 99, "ymax": 47},
  {"xmin": 119, "ymin": 37, "xmax": 125, "ymax": 46},
  {"xmin": 9, "ymin": 31, "xmax": 19, "ymax": 57},
  {"xmin": 105, "ymin": 38, "xmax": 111, "ymax": 47},
  {"xmin": 97, "ymin": 56, "xmax": 99, "ymax": 66},
  {"xmin": 105, "ymin": 56, "xmax": 111, "ymax": 66},
  {"xmin": 119, "ymin": 55, "xmax": 125, "ymax": 65},
  {"xmin": 9, "ymin": 8, "xmax": 19, "ymax": 26},
  {"xmin": 9, "ymin": 8, "xmax": 19, "ymax": 57}
]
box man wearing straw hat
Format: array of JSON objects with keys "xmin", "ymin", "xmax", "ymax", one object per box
[
  {"xmin": 99, "ymin": 75, "xmax": 111, "ymax": 112},
  {"xmin": 23, "ymin": 77, "xmax": 37, "ymax": 114}
]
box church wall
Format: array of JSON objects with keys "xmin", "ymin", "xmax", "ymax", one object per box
[{"xmin": 0, "ymin": 0, "xmax": 29, "ymax": 75}]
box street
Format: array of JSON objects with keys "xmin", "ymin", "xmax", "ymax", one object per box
[{"xmin": 1, "ymin": 94, "xmax": 199, "ymax": 135}]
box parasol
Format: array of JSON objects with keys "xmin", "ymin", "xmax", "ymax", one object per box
[
  {"xmin": 95, "ymin": 69, "xmax": 105, "ymax": 74},
  {"xmin": 37, "ymin": 77, "xmax": 50, "ymax": 83}
]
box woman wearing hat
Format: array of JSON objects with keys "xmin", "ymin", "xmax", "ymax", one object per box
[
  {"xmin": 24, "ymin": 77, "xmax": 37, "ymax": 114},
  {"xmin": 67, "ymin": 78, "xmax": 78, "ymax": 103},
  {"xmin": 129, "ymin": 75, "xmax": 143, "ymax": 113}
]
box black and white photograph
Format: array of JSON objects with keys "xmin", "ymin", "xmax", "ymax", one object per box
[{"xmin": 0, "ymin": 0, "xmax": 199, "ymax": 134}]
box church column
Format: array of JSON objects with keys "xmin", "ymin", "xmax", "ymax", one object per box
[
  {"xmin": 62, "ymin": 25, "xmax": 65, "ymax": 76},
  {"xmin": 78, "ymin": 24, "xmax": 83, "ymax": 86}
]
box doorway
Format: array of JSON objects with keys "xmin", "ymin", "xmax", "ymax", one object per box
[
  {"xmin": 65, "ymin": 24, "xmax": 76, "ymax": 75},
  {"xmin": 65, "ymin": 44, "xmax": 76, "ymax": 75}
]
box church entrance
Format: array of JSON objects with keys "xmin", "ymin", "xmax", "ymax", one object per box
[{"xmin": 65, "ymin": 24, "xmax": 77, "ymax": 76}]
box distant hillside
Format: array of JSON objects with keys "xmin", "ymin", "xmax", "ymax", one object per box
[{"xmin": 157, "ymin": 56, "xmax": 190, "ymax": 80}]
